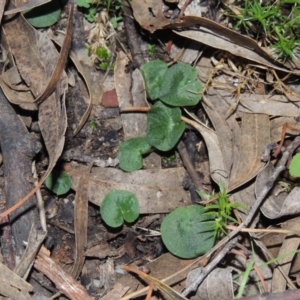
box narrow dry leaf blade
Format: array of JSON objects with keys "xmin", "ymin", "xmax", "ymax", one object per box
[
  {"xmin": 14, "ymin": 224, "xmax": 47, "ymax": 278},
  {"xmin": 71, "ymin": 162, "xmax": 93, "ymax": 279},
  {"xmin": 34, "ymin": 0, "xmax": 73, "ymax": 103},
  {"xmin": 228, "ymin": 113, "xmax": 270, "ymax": 192}
]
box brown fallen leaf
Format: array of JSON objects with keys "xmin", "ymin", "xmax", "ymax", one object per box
[
  {"xmin": 0, "ymin": 261, "xmax": 33, "ymax": 299},
  {"xmin": 131, "ymin": 0, "xmax": 171, "ymax": 33},
  {"xmin": 228, "ymin": 113, "xmax": 270, "ymax": 192},
  {"xmin": 64, "ymin": 162, "xmax": 190, "ymax": 214},
  {"xmin": 71, "ymin": 162, "xmax": 93, "ymax": 280},
  {"xmin": 0, "ymin": 1, "xmax": 73, "ymax": 219}
]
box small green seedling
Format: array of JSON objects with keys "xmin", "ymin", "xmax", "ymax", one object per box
[
  {"xmin": 24, "ymin": 0, "xmax": 61, "ymax": 28},
  {"xmin": 148, "ymin": 44, "xmax": 156, "ymax": 57},
  {"xmin": 227, "ymin": 0, "xmax": 300, "ymax": 61},
  {"xmin": 288, "ymin": 153, "xmax": 300, "ymax": 177},
  {"xmin": 100, "ymin": 190, "xmax": 140, "ymax": 228},
  {"xmin": 89, "ymin": 120, "xmax": 97, "ymax": 130},
  {"xmin": 45, "ymin": 170, "xmax": 72, "ymax": 196},
  {"xmin": 118, "ymin": 60, "xmax": 202, "ymax": 172},
  {"xmin": 198, "ymin": 181, "xmax": 246, "ymax": 240},
  {"xmin": 118, "ymin": 137, "xmax": 152, "ymax": 172}
]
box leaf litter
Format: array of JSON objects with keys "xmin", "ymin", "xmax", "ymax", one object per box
[{"xmin": 1, "ymin": 0, "xmax": 300, "ymax": 299}]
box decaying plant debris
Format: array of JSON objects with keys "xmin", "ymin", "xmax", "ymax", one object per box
[{"xmin": 1, "ymin": 0, "xmax": 300, "ymax": 299}]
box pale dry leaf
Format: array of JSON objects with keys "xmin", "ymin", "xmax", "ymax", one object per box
[
  {"xmin": 115, "ymin": 52, "xmax": 149, "ymax": 139},
  {"xmin": 64, "ymin": 162, "xmax": 190, "ymax": 213},
  {"xmin": 0, "ymin": 262, "xmax": 33, "ymax": 299},
  {"xmin": 257, "ymin": 163, "xmax": 300, "ymax": 219},
  {"xmin": 228, "ymin": 113, "xmax": 270, "ymax": 192},
  {"xmin": 272, "ymin": 217, "xmax": 300, "ymax": 293},
  {"xmin": 170, "ymin": 15, "xmax": 295, "ymax": 74},
  {"xmin": 71, "ymin": 162, "xmax": 93, "ymax": 280},
  {"xmin": 131, "ymin": 0, "xmax": 171, "ymax": 33},
  {"xmin": 4, "ymin": 0, "xmax": 50, "ymax": 15},
  {"xmin": 14, "ymin": 224, "xmax": 47, "ymax": 278},
  {"xmin": 100, "ymin": 283, "xmax": 130, "ymax": 300},
  {"xmin": 186, "ymin": 268, "xmax": 234, "ymax": 300},
  {"xmin": 238, "ymin": 94, "xmax": 300, "ymax": 117},
  {"xmin": 202, "ymin": 95, "xmax": 235, "ymax": 179},
  {"xmin": 270, "ymin": 117, "xmax": 300, "ymax": 143},
  {"xmin": 0, "ymin": 1, "xmax": 72, "ymax": 218},
  {"xmin": 182, "ymin": 114, "xmax": 228, "ymax": 184}
]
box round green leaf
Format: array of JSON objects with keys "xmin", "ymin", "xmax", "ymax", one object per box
[
  {"xmin": 147, "ymin": 101, "xmax": 185, "ymax": 151},
  {"xmin": 45, "ymin": 171, "xmax": 72, "ymax": 196},
  {"xmin": 140, "ymin": 60, "xmax": 168, "ymax": 100},
  {"xmin": 159, "ymin": 63, "xmax": 202, "ymax": 106},
  {"xmin": 24, "ymin": 0, "xmax": 61, "ymax": 28},
  {"xmin": 289, "ymin": 153, "xmax": 300, "ymax": 177},
  {"xmin": 101, "ymin": 190, "xmax": 140, "ymax": 228},
  {"xmin": 118, "ymin": 137, "xmax": 152, "ymax": 172},
  {"xmin": 161, "ymin": 205, "xmax": 215, "ymax": 258}
]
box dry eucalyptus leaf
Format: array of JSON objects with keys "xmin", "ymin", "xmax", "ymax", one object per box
[
  {"xmin": 257, "ymin": 163, "xmax": 300, "ymax": 219},
  {"xmin": 183, "ymin": 114, "xmax": 227, "ymax": 185},
  {"xmin": 0, "ymin": 1, "xmax": 72, "ymax": 217},
  {"xmin": 270, "ymin": 117, "xmax": 300, "ymax": 143},
  {"xmin": 4, "ymin": 0, "xmax": 50, "ymax": 15},
  {"xmin": 169, "ymin": 15, "xmax": 294, "ymax": 73},
  {"xmin": 202, "ymin": 95, "xmax": 235, "ymax": 179},
  {"xmin": 238, "ymin": 94, "xmax": 300, "ymax": 117},
  {"xmin": 71, "ymin": 163, "xmax": 93, "ymax": 280},
  {"xmin": 228, "ymin": 113, "xmax": 270, "ymax": 192},
  {"xmin": 272, "ymin": 217, "xmax": 300, "ymax": 293},
  {"xmin": 64, "ymin": 162, "xmax": 190, "ymax": 213},
  {"xmin": 115, "ymin": 52, "xmax": 149, "ymax": 139},
  {"xmin": 186, "ymin": 267, "xmax": 234, "ymax": 300},
  {"xmin": 14, "ymin": 224, "xmax": 47, "ymax": 278},
  {"xmin": 0, "ymin": 262, "xmax": 33, "ymax": 299},
  {"xmin": 131, "ymin": 0, "xmax": 171, "ymax": 33}
]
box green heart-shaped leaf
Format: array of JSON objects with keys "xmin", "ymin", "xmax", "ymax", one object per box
[
  {"xmin": 101, "ymin": 190, "xmax": 140, "ymax": 228},
  {"xmin": 140, "ymin": 60, "xmax": 202, "ymax": 106},
  {"xmin": 289, "ymin": 153, "xmax": 300, "ymax": 177},
  {"xmin": 118, "ymin": 137, "xmax": 152, "ymax": 172},
  {"xmin": 45, "ymin": 170, "xmax": 72, "ymax": 196},
  {"xmin": 24, "ymin": 0, "xmax": 61, "ymax": 28},
  {"xmin": 140, "ymin": 60, "xmax": 168, "ymax": 100},
  {"xmin": 161, "ymin": 205, "xmax": 216, "ymax": 258},
  {"xmin": 160, "ymin": 63, "xmax": 202, "ymax": 106},
  {"xmin": 147, "ymin": 101, "xmax": 185, "ymax": 151}
]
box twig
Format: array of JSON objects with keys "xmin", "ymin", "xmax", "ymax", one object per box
[{"xmin": 177, "ymin": 140, "xmax": 204, "ymax": 191}]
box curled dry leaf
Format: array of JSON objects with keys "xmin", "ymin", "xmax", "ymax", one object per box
[
  {"xmin": 256, "ymin": 162, "xmax": 300, "ymax": 219},
  {"xmin": 186, "ymin": 267, "xmax": 234, "ymax": 300}
]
